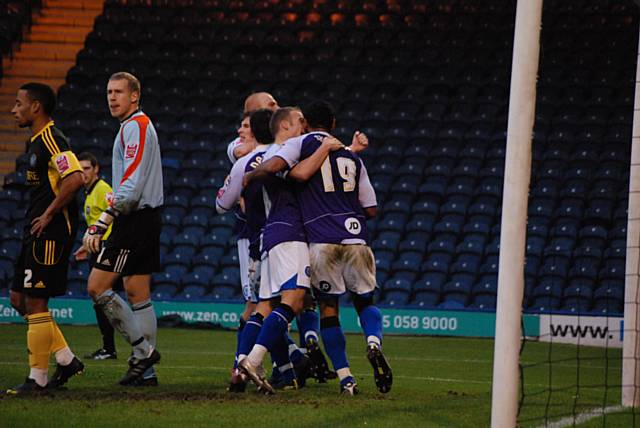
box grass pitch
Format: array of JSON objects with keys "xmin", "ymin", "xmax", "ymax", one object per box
[{"xmin": 0, "ymin": 323, "xmax": 636, "ymax": 427}]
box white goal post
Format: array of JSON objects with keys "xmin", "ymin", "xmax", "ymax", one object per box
[
  {"xmin": 490, "ymin": 1, "xmax": 543, "ymax": 427},
  {"xmin": 621, "ymin": 24, "xmax": 640, "ymax": 409}
]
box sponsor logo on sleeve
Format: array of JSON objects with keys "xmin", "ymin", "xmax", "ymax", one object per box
[
  {"xmin": 125, "ymin": 143, "xmax": 138, "ymax": 159},
  {"xmin": 105, "ymin": 191, "xmax": 114, "ymax": 205},
  {"xmin": 55, "ymin": 154, "xmax": 70, "ymax": 174}
]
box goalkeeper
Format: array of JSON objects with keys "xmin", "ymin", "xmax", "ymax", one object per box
[{"xmin": 85, "ymin": 72, "xmax": 163, "ymax": 386}]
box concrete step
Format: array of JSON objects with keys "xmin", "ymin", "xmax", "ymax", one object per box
[
  {"xmin": 30, "ymin": 24, "xmax": 93, "ymax": 35},
  {"xmin": 42, "ymin": 7, "xmax": 102, "ymax": 19},
  {"xmin": 34, "ymin": 14, "xmax": 95, "ymax": 27},
  {"xmin": 0, "ymin": 151, "xmax": 21, "ymax": 162},
  {"xmin": 0, "ymin": 140, "xmax": 27, "ymax": 152},
  {"xmin": 3, "ymin": 61, "xmax": 74, "ymax": 79},
  {"xmin": 0, "ymin": 122, "xmax": 21, "ymax": 132},
  {"xmin": 12, "ymin": 43, "xmax": 81, "ymax": 61},
  {"xmin": 45, "ymin": 0, "xmax": 103, "ymax": 10},
  {"xmin": 0, "ymin": 78, "xmax": 65, "ymax": 95},
  {"xmin": 26, "ymin": 31, "xmax": 87, "ymax": 44}
]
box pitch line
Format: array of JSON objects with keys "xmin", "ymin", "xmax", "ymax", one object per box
[
  {"xmin": 534, "ymin": 405, "xmax": 625, "ymax": 428},
  {"xmin": 0, "ymin": 361, "xmax": 503, "ymax": 386},
  {"xmin": 0, "ymin": 344, "xmax": 623, "ymax": 370}
]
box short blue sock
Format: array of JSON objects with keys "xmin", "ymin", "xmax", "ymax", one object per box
[
  {"xmin": 270, "ymin": 335, "xmax": 294, "ymax": 381},
  {"xmin": 359, "ymin": 305, "xmax": 383, "ymax": 348},
  {"xmin": 256, "ymin": 304, "xmax": 295, "ymax": 351},
  {"xmin": 285, "ymin": 332, "xmax": 305, "ymax": 365},
  {"xmin": 238, "ymin": 313, "xmax": 263, "ymax": 357},
  {"xmin": 320, "ymin": 316, "xmax": 349, "ymax": 371},
  {"xmin": 340, "ymin": 375, "xmax": 355, "ymax": 387},
  {"xmin": 297, "ymin": 309, "xmax": 319, "ymax": 346},
  {"xmin": 233, "ymin": 318, "xmax": 247, "ymax": 369}
]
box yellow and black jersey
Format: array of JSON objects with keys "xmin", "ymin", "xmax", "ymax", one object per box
[
  {"xmin": 84, "ymin": 178, "xmax": 113, "ymax": 240},
  {"xmin": 25, "ymin": 121, "xmax": 81, "ymax": 241}
]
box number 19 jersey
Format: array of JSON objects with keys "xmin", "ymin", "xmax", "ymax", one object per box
[{"xmin": 275, "ymin": 131, "xmax": 377, "ymax": 245}]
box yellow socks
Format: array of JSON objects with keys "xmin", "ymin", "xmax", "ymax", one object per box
[{"xmin": 26, "ymin": 312, "xmax": 54, "ymax": 372}]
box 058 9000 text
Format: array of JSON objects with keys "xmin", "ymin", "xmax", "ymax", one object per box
[{"xmin": 382, "ymin": 315, "xmax": 458, "ymax": 332}]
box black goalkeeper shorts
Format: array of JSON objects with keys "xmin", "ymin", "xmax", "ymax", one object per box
[{"xmin": 93, "ymin": 207, "xmax": 162, "ymax": 277}]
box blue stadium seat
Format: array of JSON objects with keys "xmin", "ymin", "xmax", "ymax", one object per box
[
  {"xmin": 164, "ymin": 253, "xmax": 190, "ymax": 276},
  {"xmin": 210, "ymin": 213, "xmax": 235, "ymax": 228},
  {"xmin": 604, "ymin": 246, "xmax": 624, "ymax": 261},
  {"xmin": 391, "ymin": 252, "xmax": 423, "ymax": 278},
  {"xmin": 377, "ymin": 213, "xmax": 408, "ymax": 233},
  {"xmin": 372, "ymin": 231, "xmax": 401, "ymax": 252},
  {"xmin": 210, "ymin": 286, "xmax": 241, "ymax": 301},
  {"xmin": 200, "ymin": 228, "xmax": 232, "ymax": 249},
  {"xmin": 433, "ymin": 215, "xmax": 463, "ymax": 238},
  {"xmin": 418, "ymin": 176, "xmax": 447, "ymax": 198},
  {"xmin": 462, "ymin": 218, "xmax": 492, "ymax": 237},
  {"xmin": 578, "ymin": 225, "xmax": 608, "ymax": 248},
  {"xmin": 405, "ymin": 214, "xmax": 436, "ymax": 236},
  {"xmin": 450, "ymin": 254, "xmax": 481, "ymax": 275},
  {"xmin": 561, "ymin": 280, "xmax": 593, "ymax": 313},
  {"xmin": 599, "ymin": 259, "xmax": 625, "ymax": 281},
  {"xmin": 375, "ymin": 251, "xmax": 395, "ymax": 274},
  {"xmin": 529, "ymin": 199, "xmax": 554, "ymax": 219},
  {"xmin": 593, "ymin": 283, "xmax": 624, "ymax": 315},
  {"xmin": 442, "ymin": 274, "xmax": 473, "ymax": 306},
  {"xmin": 411, "ymin": 199, "xmax": 440, "ymax": 216},
  {"xmin": 181, "ymin": 285, "xmax": 208, "ymax": 301},
  {"xmin": 422, "ymin": 249, "xmax": 452, "ymax": 272},
  {"xmin": 440, "ymin": 196, "xmax": 470, "ymax": 217},
  {"xmin": 398, "ymin": 234, "xmax": 429, "ymax": 253},
  {"xmin": 153, "ymin": 284, "xmax": 178, "ymax": 301},
  {"xmin": 380, "ymin": 290, "xmax": 411, "ymax": 306},
  {"xmin": 551, "ymin": 221, "xmax": 578, "ymax": 239},
  {"xmin": 220, "ymin": 252, "xmax": 240, "ymax": 269},
  {"xmin": 468, "ymin": 201, "xmax": 497, "ymax": 218},
  {"xmin": 427, "ymin": 236, "xmax": 456, "ymax": 256}
]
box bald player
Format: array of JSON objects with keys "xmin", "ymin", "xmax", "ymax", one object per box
[{"xmin": 226, "ymin": 92, "xmax": 279, "ymax": 163}]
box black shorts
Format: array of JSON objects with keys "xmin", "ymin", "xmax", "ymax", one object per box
[
  {"xmin": 11, "ymin": 237, "xmax": 73, "ymax": 298},
  {"xmin": 89, "ymin": 251, "xmax": 124, "ymax": 291},
  {"xmin": 93, "ymin": 207, "xmax": 161, "ymax": 277}
]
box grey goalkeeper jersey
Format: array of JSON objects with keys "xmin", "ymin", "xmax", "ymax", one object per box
[{"xmin": 111, "ymin": 110, "xmax": 163, "ymax": 214}]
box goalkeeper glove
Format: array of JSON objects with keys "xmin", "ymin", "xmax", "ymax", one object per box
[{"xmin": 83, "ymin": 207, "xmax": 118, "ymax": 253}]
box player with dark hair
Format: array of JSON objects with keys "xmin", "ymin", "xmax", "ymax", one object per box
[
  {"xmin": 217, "ymin": 108, "xmax": 275, "ymax": 391},
  {"xmin": 85, "ymin": 71, "xmax": 164, "ymax": 386},
  {"xmin": 74, "ymin": 152, "xmax": 122, "ymax": 360},
  {"xmin": 7, "ymin": 82, "xmax": 85, "ymax": 394},
  {"xmin": 226, "ymin": 92, "xmax": 279, "ymax": 163},
  {"xmin": 247, "ymin": 100, "xmax": 391, "ymax": 395}
]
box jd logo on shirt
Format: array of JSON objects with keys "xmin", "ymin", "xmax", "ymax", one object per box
[{"xmin": 344, "ymin": 217, "xmax": 361, "ymax": 235}]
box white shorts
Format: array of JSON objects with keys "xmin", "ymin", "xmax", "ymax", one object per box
[
  {"xmin": 309, "ymin": 243, "xmax": 377, "ymax": 295},
  {"xmin": 238, "ymin": 239, "xmax": 259, "ymax": 303},
  {"xmin": 259, "ymin": 241, "xmax": 311, "ymax": 300}
]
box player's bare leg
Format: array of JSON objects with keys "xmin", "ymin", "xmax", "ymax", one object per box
[{"xmin": 88, "ymin": 269, "xmax": 160, "ymax": 385}]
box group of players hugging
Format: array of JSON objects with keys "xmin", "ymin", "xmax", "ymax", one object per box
[{"xmin": 6, "ymin": 72, "xmax": 392, "ymax": 397}]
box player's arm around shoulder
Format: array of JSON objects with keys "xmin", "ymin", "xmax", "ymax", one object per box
[{"xmin": 289, "ymin": 136, "xmax": 344, "ymax": 182}]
